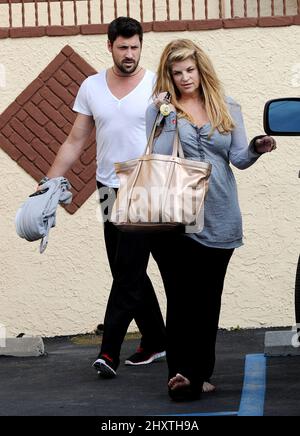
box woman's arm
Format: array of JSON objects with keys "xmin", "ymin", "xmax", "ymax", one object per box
[
  {"xmin": 228, "ymin": 100, "xmax": 276, "ymax": 170},
  {"xmin": 228, "ymin": 101, "xmax": 261, "ymax": 170}
]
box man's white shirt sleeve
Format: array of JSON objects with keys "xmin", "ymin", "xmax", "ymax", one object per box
[{"xmin": 73, "ymin": 78, "xmax": 93, "ymax": 116}]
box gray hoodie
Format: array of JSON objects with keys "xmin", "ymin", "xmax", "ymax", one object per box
[{"xmin": 15, "ymin": 177, "xmax": 72, "ymax": 253}]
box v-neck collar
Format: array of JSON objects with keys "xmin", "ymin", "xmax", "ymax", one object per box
[{"xmin": 104, "ymin": 69, "xmax": 147, "ymax": 103}]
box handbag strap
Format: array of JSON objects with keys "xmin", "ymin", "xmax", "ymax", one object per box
[
  {"xmin": 146, "ymin": 112, "xmax": 185, "ymax": 159},
  {"xmin": 174, "ymin": 129, "xmax": 185, "ymax": 159}
]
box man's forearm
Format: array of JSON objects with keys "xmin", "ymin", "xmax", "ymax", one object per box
[
  {"xmin": 46, "ymin": 140, "xmax": 83, "ymax": 179},
  {"xmin": 41, "ymin": 113, "xmax": 94, "ymax": 181}
]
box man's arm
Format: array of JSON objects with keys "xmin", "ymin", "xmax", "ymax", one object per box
[{"xmin": 46, "ymin": 113, "xmax": 94, "ymax": 179}]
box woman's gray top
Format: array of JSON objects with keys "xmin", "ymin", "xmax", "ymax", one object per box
[{"xmin": 145, "ymin": 97, "xmax": 261, "ymax": 249}]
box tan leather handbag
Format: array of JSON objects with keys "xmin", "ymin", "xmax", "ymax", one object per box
[{"xmin": 111, "ymin": 115, "xmax": 212, "ymax": 232}]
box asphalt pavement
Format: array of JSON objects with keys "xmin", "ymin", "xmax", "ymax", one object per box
[{"xmin": 0, "ymin": 328, "xmax": 299, "ymax": 417}]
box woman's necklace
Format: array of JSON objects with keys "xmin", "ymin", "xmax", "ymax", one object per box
[{"xmin": 111, "ymin": 67, "xmax": 142, "ymax": 78}]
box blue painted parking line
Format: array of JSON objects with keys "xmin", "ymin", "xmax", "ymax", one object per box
[
  {"xmin": 169, "ymin": 411, "xmax": 238, "ymax": 417},
  {"xmin": 238, "ymin": 353, "xmax": 266, "ymax": 416},
  {"xmin": 165, "ymin": 353, "xmax": 267, "ymax": 417}
]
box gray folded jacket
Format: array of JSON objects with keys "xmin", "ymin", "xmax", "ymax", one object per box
[{"xmin": 15, "ymin": 177, "xmax": 72, "ymax": 253}]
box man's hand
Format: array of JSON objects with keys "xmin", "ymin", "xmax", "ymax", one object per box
[
  {"xmin": 36, "ymin": 180, "xmax": 49, "ymax": 192},
  {"xmin": 255, "ymin": 136, "xmax": 277, "ymax": 154}
]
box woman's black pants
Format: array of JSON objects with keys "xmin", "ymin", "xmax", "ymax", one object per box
[{"xmin": 159, "ymin": 235, "xmax": 234, "ymax": 387}]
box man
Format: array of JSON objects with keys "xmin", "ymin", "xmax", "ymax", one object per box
[{"xmin": 42, "ymin": 17, "xmax": 166, "ymax": 376}]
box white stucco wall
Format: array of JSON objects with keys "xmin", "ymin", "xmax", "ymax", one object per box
[{"xmin": 0, "ymin": 25, "xmax": 300, "ymax": 337}]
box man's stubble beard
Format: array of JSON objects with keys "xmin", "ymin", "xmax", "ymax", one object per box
[{"xmin": 113, "ymin": 56, "xmax": 141, "ymax": 75}]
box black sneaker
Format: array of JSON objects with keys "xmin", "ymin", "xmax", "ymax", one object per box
[
  {"xmin": 92, "ymin": 354, "xmax": 118, "ymax": 378},
  {"xmin": 125, "ymin": 347, "xmax": 166, "ymax": 366}
]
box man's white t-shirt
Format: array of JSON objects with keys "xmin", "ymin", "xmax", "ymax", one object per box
[{"xmin": 73, "ymin": 69, "xmax": 156, "ymax": 187}]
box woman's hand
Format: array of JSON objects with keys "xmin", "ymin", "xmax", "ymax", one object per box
[
  {"xmin": 255, "ymin": 136, "xmax": 277, "ymax": 154},
  {"xmin": 154, "ymin": 92, "xmax": 176, "ymax": 113}
]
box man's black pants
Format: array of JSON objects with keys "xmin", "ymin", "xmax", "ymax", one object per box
[{"xmin": 97, "ymin": 182, "xmax": 166, "ymax": 362}]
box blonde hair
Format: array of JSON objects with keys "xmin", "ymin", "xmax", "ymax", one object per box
[{"xmin": 153, "ymin": 39, "xmax": 235, "ymax": 134}]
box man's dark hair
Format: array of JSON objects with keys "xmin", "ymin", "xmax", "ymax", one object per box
[{"xmin": 108, "ymin": 17, "xmax": 143, "ymax": 45}]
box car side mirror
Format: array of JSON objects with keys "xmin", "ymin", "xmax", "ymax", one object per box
[{"xmin": 264, "ymin": 98, "xmax": 300, "ymax": 136}]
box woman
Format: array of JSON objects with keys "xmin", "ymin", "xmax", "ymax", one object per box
[{"xmin": 146, "ymin": 39, "xmax": 276, "ymax": 401}]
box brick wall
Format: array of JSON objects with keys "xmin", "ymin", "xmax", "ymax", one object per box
[{"xmin": 0, "ymin": 45, "xmax": 97, "ymax": 214}]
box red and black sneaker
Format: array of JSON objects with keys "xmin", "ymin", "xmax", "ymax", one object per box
[
  {"xmin": 125, "ymin": 347, "xmax": 166, "ymax": 366},
  {"xmin": 92, "ymin": 354, "xmax": 118, "ymax": 378}
]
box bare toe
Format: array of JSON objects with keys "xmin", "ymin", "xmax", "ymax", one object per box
[
  {"xmin": 202, "ymin": 381, "xmax": 216, "ymax": 393},
  {"xmin": 168, "ymin": 373, "xmax": 190, "ymax": 391}
]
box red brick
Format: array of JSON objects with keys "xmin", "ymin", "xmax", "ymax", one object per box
[
  {"xmin": 55, "ymin": 70, "xmax": 72, "ymax": 87},
  {"xmin": 32, "ymin": 93, "xmax": 43, "ymax": 105},
  {"xmin": 34, "ymin": 155, "xmax": 50, "ymax": 174},
  {"xmin": 61, "ymin": 62, "xmax": 86, "ymax": 86},
  {"xmin": 80, "ymin": 24, "xmax": 108, "ymax": 35},
  {"xmin": 71, "ymin": 161, "xmax": 85, "ymax": 175},
  {"xmin": 153, "ymin": 20, "xmax": 188, "ymax": 32},
  {"xmin": 31, "ymin": 138, "xmax": 56, "ymax": 165},
  {"xmin": 10, "ymin": 27, "xmax": 46, "ymax": 38},
  {"xmin": 47, "ymin": 78, "xmax": 74, "ymax": 105},
  {"xmin": 69, "ymin": 185, "xmax": 78, "ymax": 196},
  {"xmin": 78, "ymin": 162, "xmax": 97, "ymax": 183},
  {"xmin": 16, "ymin": 78, "xmax": 44, "ymax": 105},
  {"xmin": 0, "ymin": 27, "xmax": 9, "ymax": 39},
  {"xmin": 223, "ymin": 18, "xmax": 257, "ymax": 29},
  {"xmin": 68, "ymin": 82, "xmax": 79, "ymax": 97},
  {"xmin": 64, "ymin": 202, "xmax": 78, "ymax": 215},
  {"xmin": 39, "ymin": 53, "xmax": 67, "ymax": 82},
  {"xmin": 24, "ymin": 117, "xmax": 52, "ymax": 145},
  {"xmin": 0, "ymin": 102, "xmax": 21, "ymax": 129},
  {"xmin": 39, "ymin": 100, "xmax": 67, "ymax": 128},
  {"xmin": 17, "ymin": 109, "xmax": 28, "ymax": 122},
  {"xmin": 40, "ymin": 87, "xmax": 63, "ymax": 110},
  {"xmin": 46, "ymin": 25, "xmax": 80, "ymax": 37},
  {"xmin": 10, "ymin": 118, "xmax": 35, "ymax": 143},
  {"xmin": 72, "ymin": 178, "xmax": 96, "ymax": 207},
  {"xmin": 81, "ymin": 143, "xmax": 96, "ymax": 165},
  {"xmin": 0, "ymin": 134, "xmax": 22, "ymax": 161},
  {"xmin": 59, "ymin": 106, "xmax": 76, "ymax": 124},
  {"xmin": 69, "ymin": 53, "xmax": 97, "ymax": 77},
  {"xmin": 61, "ymin": 45, "xmax": 75, "ymax": 57},
  {"xmin": 294, "ymin": 16, "xmax": 300, "ymax": 25},
  {"xmin": 187, "ymin": 19, "xmax": 223, "ymax": 31},
  {"xmin": 2, "ymin": 124, "xmax": 13, "ymax": 138},
  {"xmin": 45, "ymin": 122, "xmax": 67, "ymax": 144},
  {"xmin": 18, "ymin": 156, "xmax": 44, "ymax": 182},
  {"xmin": 142, "ymin": 22, "xmax": 153, "ymax": 32},
  {"xmin": 258, "ymin": 16, "xmax": 294, "ymax": 27},
  {"xmin": 49, "ymin": 140, "xmax": 61, "ymax": 154},
  {"xmin": 24, "ymin": 101, "xmax": 48, "ymax": 126},
  {"xmin": 10, "ymin": 132, "xmax": 37, "ymax": 161},
  {"xmin": 63, "ymin": 123, "xmax": 72, "ymax": 135},
  {"xmin": 65, "ymin": 170, "xmax": 85, "ymax": 191}
]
